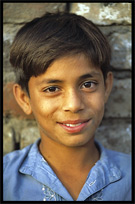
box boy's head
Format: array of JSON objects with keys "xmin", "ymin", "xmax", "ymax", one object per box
[
  {"xmin": 10, "ymin": 12, "xmax": 111, "ymax": 94},
  {"xmin": 10, "ymin": 12, "xmax": 113, "ymax": 147}
]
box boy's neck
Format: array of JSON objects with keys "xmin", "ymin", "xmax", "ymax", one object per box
[
  {"xmin": 39, "ymin": 135, "xmax": 100, "ymax": 172},
  {"xmin": 39, "ymin": 135, "xmax": 100, "ymax": 200}
]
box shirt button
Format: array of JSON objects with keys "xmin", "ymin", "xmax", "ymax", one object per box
[
  {"xmin": 42, "ymin": 186, "xmax": 45, "ymax": 191},
  {"xmin": 89, "ymin": 180, "xmax": 96, "ymax": 186}
]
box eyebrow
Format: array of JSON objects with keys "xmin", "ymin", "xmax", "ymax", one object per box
[
  {"xmin": 79, "ymin": 73, "xmax": 101, "ymax": 81},
  {"xmin": 37, "ymin": 72, "xmax": 101, "ymax": 85}
]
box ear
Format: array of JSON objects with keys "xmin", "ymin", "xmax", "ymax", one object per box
[
  {"xmin": 13, "ymin": 84, "xmax": 32, "ymax": 115},
  {"xmin": 104, "ymin": 72, "xmax": 113, "ymax": 104}
]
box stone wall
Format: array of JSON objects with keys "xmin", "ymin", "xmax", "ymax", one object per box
[{"xmin": 3, "ymin": 3, "xmax": 132, "ymax": 155}]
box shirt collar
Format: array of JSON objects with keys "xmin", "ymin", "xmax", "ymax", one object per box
[
  {"xmin": 19, "ymin": 139, "xmax": 73, "ymax": 200},
  {"xmin": 19, "ymin": 139, "xmax": 122, "ymax": 201},
  {"xmin": 77, "ymin": 141, "xmax": 122, "ymax": 200}
]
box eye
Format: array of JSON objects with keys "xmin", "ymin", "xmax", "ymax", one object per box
[
  {"xmin": 43, "ymin": 86, "xmax": 60, "ymax": 93},
  {"xmin": 81, "ymin": 81, "xmax": 98, "ymax": 90}
]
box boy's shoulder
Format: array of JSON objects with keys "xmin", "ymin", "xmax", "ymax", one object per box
[
  {"xmin": 3, "ymin": 143, "xmax": 33, "ymax": 171},
  {"xmin": 106, "ymin": 147, "xmax": 131, "ymax": 163},
  {"xmin": 103, "ymin": 145, "xmax": 131, "ymax": 174},
  {"xmin": 97, "ymin": 141, "xmax": 131, "ymax": 172}
]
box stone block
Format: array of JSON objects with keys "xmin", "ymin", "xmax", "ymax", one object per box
[
  {"xmin": 70, "ymin": 3, "xmax": 131, "ymax": 25},
  {"xmin": 104, "ymin": 78, "xmax": 131, "ymax": 118},
  {"xmin": 3, "ymin": 24, "xmax": 22, "ymax": 44},
  {"xmin": 99, "ymin": 26, "xmax": 131, "ymax": 70},
  {"xmin": 3, "ymin": 82, "xmax": 34, "ymax": 119},
  {"xmin": 113, "ymin": 70, "xmax": 131, "ymax": 79},
  {"xmin": 3, "ymin": 126, "xmax": 15, "ymax": 155},
  {"xmin": 3, "ymin": 24, "xmax": 23, "ymax": 71},
  {"xmin": 95, "ymin": 119, "xmax": 131, "ymax": 154},
  {"xmin": 109, "ymin": 32, "xmax": 131, "ymax": 69},
  {"xmin": 3, "ymin": 71, "xmax": 16, "ymax": 84},
  {"xmin": 3, "ymin": 117, "xmax": 38, "ymax": 153},
  {"xmin": 20, "ymin": 127, "xmax": 40, "ymax": 149},
  {"xmin": 99, "ymin": 25, "xmax": 131, "ymax": 36},
  {"xmin": 3, "ymin": 3, "xmax": 67, "ymax": 23}
]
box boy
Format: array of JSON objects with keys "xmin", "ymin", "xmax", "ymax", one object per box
[{"xmin": 3, "ymin": 12, "xmax": 131, "ymax": 201}]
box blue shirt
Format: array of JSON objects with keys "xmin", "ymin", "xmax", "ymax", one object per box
[{"xmin": 3, "ymin": 139, "xmax": 131, "ymax": 201}]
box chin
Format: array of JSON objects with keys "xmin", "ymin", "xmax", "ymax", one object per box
[{"xmin": 62, "ymin": 135, "xmax": 93, "ymax": 147}]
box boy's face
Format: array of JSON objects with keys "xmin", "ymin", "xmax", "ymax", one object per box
[{"xmin": 16, "ymin": 54, "xmax": 113, "ymax": 147}]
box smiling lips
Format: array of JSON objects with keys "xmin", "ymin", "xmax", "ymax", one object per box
[{"xmin": 58, "ymin": 119, "xmax": 90, "ymax": 133}]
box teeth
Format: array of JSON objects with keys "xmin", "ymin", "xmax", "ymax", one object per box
[{"xmin": 64, "ymin": 123, "xmax": 82, "ymax": 127}]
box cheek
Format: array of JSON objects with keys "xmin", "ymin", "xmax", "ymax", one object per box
[
  {"xmin": 87, "ymin": 92, "xmax": 105, "ymax": 117},
  {"xmin": 31, "ymin": 98, "xmax": 59, "ymax": 120},
  {"xmin": 96, "ymin": 102, "xmax": 105, "ymax": 122}
]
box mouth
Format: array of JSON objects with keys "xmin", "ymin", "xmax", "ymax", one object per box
[{"xmin": 57, "ymin": 119, "xmax": 90, "ymax": 133}]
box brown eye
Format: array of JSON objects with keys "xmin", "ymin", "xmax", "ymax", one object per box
[
  {"xmin": 44, "ymin": 86, "xmax": 59, "ymax": 93},
  {"xmin": 83, "ymin": 82, "xmax": 93, "ymax": 88},
  {"xmin": 82, "ymin": 81, "xmax": 97, "ymax": 89}
]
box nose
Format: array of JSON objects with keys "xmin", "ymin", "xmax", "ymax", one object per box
[{"xmin": 62, "ymin": 89, "xmax": 85, "ymax": 113}]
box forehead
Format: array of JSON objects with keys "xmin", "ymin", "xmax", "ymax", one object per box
[
  {"xmin": 44, "ymin": 54, "xmax": 101, "ymax": 76},
  {"xmin": 30, "ymin": 54, "xmax": 103, "ymax": 85}
]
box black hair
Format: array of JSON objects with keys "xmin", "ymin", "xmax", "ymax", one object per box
[{"xmin": 10, "ymin": 12, "xmax": 112, "ymax": 94}]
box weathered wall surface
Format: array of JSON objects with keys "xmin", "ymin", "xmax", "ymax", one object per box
[{"xmin": 3, "ymin": 3, "xmax": 132, "ymax": 155}]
